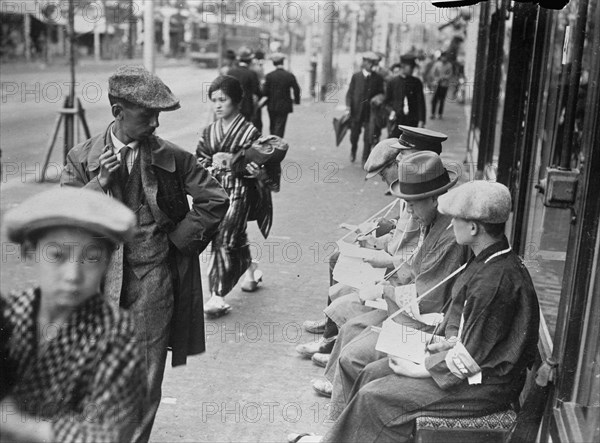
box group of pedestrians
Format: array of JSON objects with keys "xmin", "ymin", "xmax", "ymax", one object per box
[
  {"xmin": 344, "ymin": 50, "xmax": 457, "ymax": 165},
  {"xmin": 1, "ymin": 58, "xmax": 300, "ymax": 441}
]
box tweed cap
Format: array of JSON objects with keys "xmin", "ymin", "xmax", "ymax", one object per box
[
  {"xmin": 270, "ymin": 52, "xmax": 286, "ymax": 63},
  {"xmin": 364, "ymin": 138, "xmax": 402, "ymax": 179},
  {"xmin": 391, "ymin": 126, "xmax": 447, "ymax": 154},
  {"xmin": 438, "ymin": 180, "xmax": 512, "ymax": 223},
  {"xmin": 108, "ymin": 65, "xmax": 180, "ymax": 111},
  {"xmin": 390, "ymin": 151, "xmax": 458, "ymax": 200},
  {"xmin": 4, "ymin": 187, "xmax": 136, "ymax": 245}
]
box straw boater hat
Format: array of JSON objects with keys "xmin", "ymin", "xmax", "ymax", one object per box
[
  {"xmin": 109, "ymin": 65, "xmax": 180, "ymax": 111},
  {"xmin": 4, "ymin": 187, "xmax": 136, "ymax": 245},
  {"xmin": 438, "ymin": 180, "xmax": 512, "ymax": 223},
  {"xmin": 390, "ymin": 151, "xmax": 459, "ymax": 201}
]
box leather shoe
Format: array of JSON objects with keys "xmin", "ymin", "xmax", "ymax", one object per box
[
  {"xmin": 311, "ymin": 353, "xmax": 330, "ymax": 368},
  {"xmin": 311, "ymin": 378, "xmax": 332, "ymax": 398},
  {"xmin": 302, "ymin": 319, "xmax": 327, "ymax": 334},
  {"xmin": 295, "ymin": 336, "xmax": 337, "ymax": 357}
]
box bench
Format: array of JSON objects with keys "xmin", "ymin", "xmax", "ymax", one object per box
[{"xmin": 415, "ymin": 311, "xmax": 553, "ymax": 443}]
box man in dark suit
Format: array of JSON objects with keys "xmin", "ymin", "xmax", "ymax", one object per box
[
  {"xmin": 346, "ymin": 52, "xmax": 385, "ymax": 163},
  {"xmin": 227, "ymin": 47, "xmax": 262, "ymax": 125},
  {"xmin": 262, "ymin": 53, "xmax": 301, "ymax": 137},
  {"xmin": 385, "ymin": 54, "xmax": 426, "ymax": 138}
]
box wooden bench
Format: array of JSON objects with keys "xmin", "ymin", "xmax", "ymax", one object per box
[{"xmin": 415, "ymin": 311, "xmax": 553, "ymax": 443}]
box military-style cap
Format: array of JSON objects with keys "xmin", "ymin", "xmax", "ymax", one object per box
[
  {"xmin": 362, "ymin": 51, "xmax": 381, "ymax": 62},
  {"xmin": 270, "ymin": 52, "xmax": 286, "ymax": 64},
  {"xmin": 108, "ymin": 65, "xmax": 180, "ymax": 111},
  {"xmin": 238, "ymin": 47, "xmax": 254, "ymax": 62},
  {"xmin": 391, "ymin": 125, "xmax": 447, "ymax": 154},
  {"xmin": 364, "ymin": 138, "xmax": 402, "ymax": 179},
  {"xmin": 4, "ymin": 187, "xmax": 137, "ymax": 245},
  {"xmin": 390, "ymin": 151, "xmax": 458, "ymax": 200},
  {"xmin": 399, "ymin": 54, "xmax": 417, "ymax": 67},
  {"xmin": 438, "ymin": 180, "xmax": 512, "ymax": 224}
]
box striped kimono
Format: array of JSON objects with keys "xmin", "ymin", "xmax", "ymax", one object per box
[{"xmin": 196, "ymin": 114, "xmax": 262, "ymax": 297}]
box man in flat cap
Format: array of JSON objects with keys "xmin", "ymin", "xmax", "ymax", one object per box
[
  {"xmin": 306, "ymin": 180, "xmax": 539, "ymax": 443},
  {"xmin": 262, "ymin": 52, "xmax": 301, "ymax": 137},
  {"xmin": 385, "ymin": 54, "xmax": 427, "ymax": 138},
  {"xmin": 60, "ymin": 65, "xmax": 230, "ymax": 442},
  {"xmin": 228, "ymin": 47, "xmax": 262, "ymax": 126},
  {"xmin": 346, "ymin": 52, "xmax": 385, "ymax": 163}
]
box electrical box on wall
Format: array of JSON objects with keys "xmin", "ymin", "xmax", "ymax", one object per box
[{"xmin": 542, "ymin": 168, "xmax": 579, "ymax": 208}]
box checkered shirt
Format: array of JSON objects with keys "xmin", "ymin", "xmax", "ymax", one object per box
[{"xmin": 1, "ymin": 288, "xmax": 146, "ymax": 442}]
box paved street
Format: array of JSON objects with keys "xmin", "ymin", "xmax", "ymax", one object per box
[{"xmin": 0, "ymin": 57, "xmax": 469, "ymax": 442}]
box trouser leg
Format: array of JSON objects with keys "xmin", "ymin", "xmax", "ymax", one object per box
[
  {"xmin": 350, "ymin": 120, "xmax": 362, "ymax": 158},
  {"xmin": 273, "ymin": 113, "xmax": 288, "ymax": 137},
  {"xmin": 437, "ymin": 86, "xmax": 449, "ymax": 116}
]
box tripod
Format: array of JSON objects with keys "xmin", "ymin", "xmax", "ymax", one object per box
[{"xmin": 40, "ymin": 0, "xmax": 90, "ymax": 182}]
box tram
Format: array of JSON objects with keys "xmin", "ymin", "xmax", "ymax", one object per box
[
  {"xmin": 460, "ymin": 0, "xmax": 599, "ymax": 441},
  {"xmin": 188, "ymin": 21, "xmax": 270, "ymax": 67}
]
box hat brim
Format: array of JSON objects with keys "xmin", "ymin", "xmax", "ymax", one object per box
[{"xmin": 389, "ymin": 171, "xmax": 459, "ymax": 200}]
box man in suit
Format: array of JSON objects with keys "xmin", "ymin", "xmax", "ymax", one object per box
[
  {"xmin": 228, "ymin": 47, "xmax": 262, "ymax": 125},
  {"xmin": 60, "ymin": 66, "xmax": 230, "ymax": 442},
  {"xmin": 385, "ymin": 54, "xmax": 427, "ymax": 138},
  {"xmin": 262, "ymin": 52, "xmax": 301, "ymax": 137},
  {"xmin": 346, "ymin": 52, "xmax": 385, "ymax": 164}
]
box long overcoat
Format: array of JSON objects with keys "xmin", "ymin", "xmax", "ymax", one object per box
[{"xmin": 61, "ymin": 124, "xmax": 230, "ymax": 366}]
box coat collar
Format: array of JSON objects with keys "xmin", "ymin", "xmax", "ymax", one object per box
[{"xmin": 87, "ymin": 123, "xmax": 176, "ymax": 173}]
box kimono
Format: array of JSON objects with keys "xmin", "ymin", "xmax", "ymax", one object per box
[
  {"xmin": 322, "ymin": 238, "xmax": 540, "ymax": 443},
  {"xmin": 197, "ymin": 114, "xmax": 269, "ymax": 297},
  {"xmin": 0, "ymin": 288, "xmax": 146, "ymax": 442}
]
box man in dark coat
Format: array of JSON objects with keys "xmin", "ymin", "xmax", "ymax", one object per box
[
  {"xmin": 228, "ymin": 47, "xmax": 262, "ymax": 125},
  {"xmin": 60, "ymin": 65, "xmax": 229, "ymax": 442},
  {"xmin": 346, "ymin": 52, "xmax": 385, "ymax": 163},
  {"xmin": 262, "ymin": 52, "xmax": 301, "ymax": 137},
  {"xmin": 385, "ymin": 54, "xmax": 427, "ymax": 138}
]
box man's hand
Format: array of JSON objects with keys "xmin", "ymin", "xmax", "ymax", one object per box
[
  {"xmin": 363, "ymin": 253, "xmax": 394, "ymax": 268},
  {"xmin": 97, "ymin": 145, "xmax": 121, "ymax": 190},
  {"xmin": 427, "ymin": 335, "xmax": 458, "ymax": 353},
  {"xmin": 245, "ymin": 161, "xmax": 265, "ymax": 179},
  {"xmin": 389, "ymin": 110, "xmax": 396, "ymax": 121},
  {"xmin": 389, "ymin": 357, "xmax": 430, "ymax": 378},
  {"xmin": 357, "ymin": 233, "xmax": 391, "ymax": 250}
]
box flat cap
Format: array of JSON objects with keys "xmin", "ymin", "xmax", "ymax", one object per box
[
  {"xmin": 270, "ymin": 52, "xmax": 286, "ymax": 63},
  {"xmin": 362, "ymin": 51, "xmax": 381, "ymax": 62},
  {"xmin": 4, "ymin": 187, "xmax": 137, "ymax": 245},
  {"xmin": 364, "ymin": 138, "xmax": 402, "ymax": 179},
  {"xmin": 108, "ymin": 65, "xmax": 180, "ymax": 111},
  {"xmin": 391, "ymin": 125, "xmax": 447, "ymax": 154},
  {"xmin": 438, "ymin": 180, "xmax": 512, "ymax": 223}
]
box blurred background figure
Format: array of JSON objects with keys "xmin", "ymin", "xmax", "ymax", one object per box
[
  {"xmin": 385, "ymin": 54, "xmax": 427, "ymax": 137},
  {"xmin": 346, "ymin": 52, "xmax": 385, "ymax": 164},
  {"xmin": 228, "ymin": 47, "xmax": 262, "ymax": 125},
  {"xmin": 262, "ymin": 52, "xmax": 301, "ymax": 138},
  {"xmin": 220, "ymin": 49, "xmax": 237, "ymax": 76},
  {"xmin": 430, "ymin": 52, "xmax": 454, "ymax": 120},
  {"xmin": 251, "ymin": 50, "xmax": 266, "ymax": 132},
  {"xmin": 1, "ymin": 187, "xmax": 144, "ymax": 443}
]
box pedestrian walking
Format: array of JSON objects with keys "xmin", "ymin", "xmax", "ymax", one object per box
[
  {"xmin": 228, "ymin": 47, "xmax": 262, "ymax": 125},
  {"xmin": 262, "ymin": 52, "xmax": 301, "ymax": 137},
  {"xmin": 251, "ymin": 49, "xmax": 266, "ymax": 132},
  {"xmin": 346, "ymin": 52, "xmax": 385, "ymax": 163},
  {"xmin": 1, "ymin": 187, "xmax": 145, "ymax": 442},
  {"xmin": 60, "ymin": 65, "xmax": 230, "ymax": 442},
  {"xmin": 197, "ymin": 76, "xmax": 282, "ymax": 317},
  {"xmin": 430, "ymin": 52, "xmax": 454, "ymax": 119},
  {"xmin": 385, "ymin": 54, "xmax": 427, "ymax": 137}
]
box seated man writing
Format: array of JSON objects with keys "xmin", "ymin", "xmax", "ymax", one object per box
[{"xmin": 292, "ymin": 180, "xmax": 540, "ymax": 443}]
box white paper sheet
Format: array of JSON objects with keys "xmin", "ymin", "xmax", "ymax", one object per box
[
  {"xmin": 336, "ymin": 240, "xmax": 392, "ymax": 261},
  {"xmin": 332, "ymin": 255, "xmax": 386, "ymax": 289},
  {"xmin": 375, "ymin": 319, "xmax": 434, "ymax": 365}
]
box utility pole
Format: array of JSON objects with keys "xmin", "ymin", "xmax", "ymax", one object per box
[
  {"xmin": 127, "ymin": 0, "xmax": 135, "ymax": 59},
  {"xmin": 319, "ymin": 7, "xmax": 335, "ymax": 101},
  {"xmin": 65, "ymin": 0, "xmax": 76, "ymax": 158},
  {"xmin": 143, "ymin": 0, "xmax": 155, "ymax": 72}
]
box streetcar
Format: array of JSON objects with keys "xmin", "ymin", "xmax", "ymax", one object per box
[{"xmin": 188, "ymin": 21, "xmax": 270, "ymax": 67}]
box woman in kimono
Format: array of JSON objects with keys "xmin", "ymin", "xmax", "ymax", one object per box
[
  {"xmin": 0, "ymin": 187, "xmax": 145, "ymax": 443},
  {"xmin": 197, "ymin": 75, "xmax": 274, "ymax": 317}
]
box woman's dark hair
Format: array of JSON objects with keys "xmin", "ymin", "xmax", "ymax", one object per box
[{"xmin": 208, "ymin": 75, "xmax": 244, "ymax": 106}]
